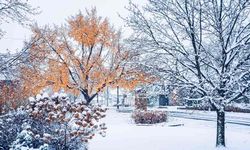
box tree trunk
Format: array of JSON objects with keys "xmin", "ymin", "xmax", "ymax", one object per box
[
  {"xmin": 216, "ymin": 110, "xmax": 225, "ymax": 147},
  {"xmin": 85, "ymin": 96, "xmax": 90, "ymax": 105},
  {"xmin": 81, "ymin": 90, "xmax": 98, "ymax": 105}
]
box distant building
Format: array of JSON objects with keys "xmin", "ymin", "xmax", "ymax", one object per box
[
  {"xmin": 159, "ymin": 94, "xmax": 169, "ymax": 106},
  {"xmin": 135, "ymin": 88, "xmax": 170, "ymax": 107}
]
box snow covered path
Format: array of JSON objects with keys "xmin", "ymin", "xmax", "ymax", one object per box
[{"xmin": 89, "ymin": 108, "xmax": 250, "ymax": 150}]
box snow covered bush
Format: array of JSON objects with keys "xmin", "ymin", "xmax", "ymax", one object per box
[
  {"xmin": 25, "ymin": 92, "xmax": 107, "ymax": 150},
  {"xmin": 0, "ymin": 92, "xmax": 107, "ymax": 150},
  {"xmin": 0, "ymin": 109, "xmax": 47, "ymax": 149},
  {"xmin": 132, "ymin": 110, "xmax": 167, "ymax": 124},
  {"xmin": 10, "ymin": 123, "xmax": 48, "ymax": 150}
]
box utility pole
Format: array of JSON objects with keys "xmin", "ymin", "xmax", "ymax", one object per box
[
  {"xmin": 106, "ymin": 87, "xmax": 109, "ymax": 106},
  {"xmin": 117, "ymin": 85, "xmax": 119, "ymax": 109},
  {"xmin": 96, "ymin": 93, "xmax": 99, "ymax": 105}
]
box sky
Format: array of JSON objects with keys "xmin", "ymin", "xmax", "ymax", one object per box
[{"xmin": 0, "ymin": 0, "xmax": 146, "ymax": 53}]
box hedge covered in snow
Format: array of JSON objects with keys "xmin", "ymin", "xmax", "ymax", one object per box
[{"xmin": 132, "ymin": 110, "xmax": 167, "ymax": 124}]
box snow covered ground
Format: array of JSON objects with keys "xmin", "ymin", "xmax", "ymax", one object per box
[{"xmin": 89, "ymin": 108, "xmax": 250, "ymax": 150}]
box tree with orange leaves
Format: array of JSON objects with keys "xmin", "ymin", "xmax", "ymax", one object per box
[{"xmin": 21, "ymin": 8, "xmax": 152, "ymax": 105}]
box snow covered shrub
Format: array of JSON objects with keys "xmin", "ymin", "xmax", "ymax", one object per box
[
  {"xmin": 0, "ymin": 92, "xmax": 107, "ymax": 150},
  {"xmin": 0, "ymin": 110, "xmax": 30, "ymax": 149},
  {"xmin": 132, "ymin": 110, "xmax": 167, "ymax": 124},
  {"xmin": 0, "ymin": 110, "xmax": 47, "ymax": 149},
  {"xmin": 10, "ymin": 123, "xmax": 48, "ymax": 150},
  {"xmin": 26, "ymin": 92, "xmax": 107, "ymax": 150}
]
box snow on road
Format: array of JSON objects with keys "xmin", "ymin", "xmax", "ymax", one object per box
[{"xmin": 89, "ymin": 108, "xmax": 250, "ymax": 150}]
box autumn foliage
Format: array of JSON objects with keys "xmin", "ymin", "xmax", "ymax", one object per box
[{"xmin": 20, "ymin": 8, "xmax": 152, "ymax": 104}]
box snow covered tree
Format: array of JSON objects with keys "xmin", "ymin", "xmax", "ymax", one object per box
[
  {"xmin": 0, "ymin": 0, "xmax": 38, "ymax": 74},
  {"xmin": 0, "ymin": 0, "xmax": 38, "ymax": 37},
  {"xmin": 125, "ymin": 0, "xmax": 250, "ymax": 147}
]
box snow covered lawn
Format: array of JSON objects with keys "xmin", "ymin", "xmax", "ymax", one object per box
[{"xmin": 89, "ymin": 108, "xmax": 250, "ymax": 150}]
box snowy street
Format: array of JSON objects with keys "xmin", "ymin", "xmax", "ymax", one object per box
[
  {"xmin": 169, "ymin": 110, "xmax": 250, "ymax": 126},
  {"xmin": 89, "ymin": 108, "xmax": 250, "ymax": 150}
]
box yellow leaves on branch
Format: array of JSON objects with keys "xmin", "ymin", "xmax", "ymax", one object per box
[
  {"xmin": 46, "ymin": 60, "xmax": 70, "ymax": 92},
  {"xmin": 20, "ymin": 8, "xmax": 151, "ymax": 99},
  {"xmin": 68, "ymin": 8, "xmax": 115, "ymax": 47}
]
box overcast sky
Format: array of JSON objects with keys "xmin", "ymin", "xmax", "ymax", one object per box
[{"xmin": 0, "ymin": 0, "xmax": 146, "ymax": 53}]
